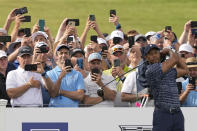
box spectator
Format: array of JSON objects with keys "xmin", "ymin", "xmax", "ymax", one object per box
[
  {"xmin": 46, "ymin": 44, "xmax": 85, "ymax": 107},
  {"xmin": 145, "ymin": 31, "xmax": 156, "ymax": 44},
  {"xmin": 134, "ymin": 34, "xmax": 148, "ymax": 47},
  {"xmin": 83, "ymin": 52, "xmax": 117, "ymax": 107},
  {"xmin": 180, "ymin": 57, "xmax": 197, "ymax": 107},
  {"xmin": 127, "ymin": 30, "xmax": 139, "ymax": 37},
  {"xmin": 104, "ymin": 44, "xmax": 131, "ymax": 91},
  {"xmin": 178, "ymin": 43, "xmax": 194, "ymax": 61},
  {"xmin": 6, "ymin": 46, "xmax": 45, "ymax": 107},
  {"xmin": 0, "ymin": 50, "xmax": 16, "ymax": 107}
]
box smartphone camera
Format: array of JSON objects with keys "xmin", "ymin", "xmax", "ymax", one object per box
[
  {"xmin": 91, "ymin": 68, "xmax": 100, "ymax": 74},
  {"xmin": 128, "ymin": 36, "xmax": 135, "ymax": 48},
  {"xmin": 77, "ymin": 58, "xmax": 83, "ymax": 69},
  {"xmin": 165, "ymin": 26, "xmax": 172, "ymax": 32},
  {"xmin": 114, "ymin": 59, "xmax": 120, "ymax": 67},
  {"xmin": 67, "ymin": 36, "xmax": 74, "ymax": 43},
  {"xmin": 191, "ymin": 21, "xmax": 197, "ymax": 28},
  {"xmin": 192, "ymin": 29, "xmax": 197, "ymax": 38},
  {"xmin": 90, "ymin": 35, "xmax": 98, "ymax": 43},
  {"xmin": 39, "ymin": 19, "xmax": 45, "ymax": 31},
  {"xmin": 24, "ymin": 28, "xmax": 31, "ymax": 37},
  {"xmin": 0, "ymin": 36, "xmax": 11, "ymax": 42},
  {"xmin": 21, "ymin": 16, "xmax": 31, "ymax": 22}
]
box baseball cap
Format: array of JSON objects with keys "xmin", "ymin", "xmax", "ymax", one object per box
[
  {"xmin": 186, "ymin": 57, "xmax": 197, "ymax": 68},
  {"xmin": 135, "ymin": 34, "xmax": 147, "ymax": 42},
  {"xmin": 179, "ymin": 43, "xmax": 193, "ymax": 53},
  {"xmin": 111, "ymin": 44, "xmax": 124, "ymax": 54},
  {"xmin": 110, "ymin": 30, "xmax": 124, "ymax": 40},
  {"xmin": 97, "ymin": 38, "xmax": 107, "ymax": 46},
  {"xmin": 88, "ymin": 52, "xmax": 102, "ymax": 62},
  {"xmin": 18, "ymin": 46, "xmax": 33, "ymax": 56},
  {"xmin": 35, "ymin": 41, "xmax": 48, "ymax": 48},
  {"xmin": 56, "ymin": 44, "xmax": 69, "ymax": 51},
  {"xmin": 32, "ymin": 31, "xmax": 48, "ymax": 41},
  {"xmin": 143, "ymin": 44, "xmax": 160, "ymax": 56},
  {"xmin": 0, "ymin": 50, "xmax": 7, "ymax": 58},
  {"xmin": 7, "ymin": 42, "xmax": 21, "ymax": 55},
  {"xmin": 70, "ymin": 48, "xmax": 85, "ymax": 57},
  {"xmin": 145, "ymin": 31, "xmax": 156, "ymax": 38}
]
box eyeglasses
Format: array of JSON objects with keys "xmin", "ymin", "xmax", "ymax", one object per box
[{"xmin": 113, "ymin": 48, "xmax": 123, "ymax": 52}]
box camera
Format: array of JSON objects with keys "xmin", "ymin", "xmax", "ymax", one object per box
[
  {"xmin": 38, "ymin": 45, "xmax": 49, "ymax": 53},
  {"xmin": 15, "ymin": 7, "xmax": 28, "ymax": 15}
]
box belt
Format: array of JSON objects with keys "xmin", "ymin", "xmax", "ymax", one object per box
[{"xmin": 155, "ymin": 106, "xmax": 181, "ymax": 114}]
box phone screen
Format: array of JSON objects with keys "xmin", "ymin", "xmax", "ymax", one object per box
[
  {"xmin": 110, "ymin": 10, "xmax": 116, "ymax": 17},
  {"xmin": 39, "ymin": 19, "xmax": 45, "ymax": 31}
]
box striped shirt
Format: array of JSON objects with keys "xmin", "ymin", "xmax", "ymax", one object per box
[{"xmin": 145, "ymin": 63, "xmax": 180, "ymax": 109}]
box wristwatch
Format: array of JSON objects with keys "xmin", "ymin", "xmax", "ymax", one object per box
[{"xmin": 41, "ymin": 71, "xmax": 48, "ymax": 79}]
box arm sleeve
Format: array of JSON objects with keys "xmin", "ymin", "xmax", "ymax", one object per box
[
  {"xmin": 6, "ymin": 71, "xmax": 16, "ymax": 90},
  {"xmin": 121, "ymin": 71, "xmax": 136, "ymax": 93},
  {"xmin": 76, "ymin": 72, "xmax": 86, "ymax": 92}
]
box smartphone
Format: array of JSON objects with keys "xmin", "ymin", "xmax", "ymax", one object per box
[
  {"xmin": 128, "ymin": 36, "xmax": 135, "ymax": 48},
  {"xmin": 91, "ymin": 68, "xmax": 100, "ymax": 74},
  {"xmin": 191, "ymin": 29, "xmax": 197, "ymax": 38},
  {"xmin": 189, "ymin": 77, "xmax": 196, "ymax": 89},
  {"xmin": 101, "ymin": 45, "xmax": 108, "ymax": 52},
  {"xmin": 114, "ymin": 59, "xmax": 120, "ymax": 67},
  {"xmin": 0, "ymin": 36, "xmax": 11, "ymax": 42},
  {"xmin": 113, "ymin": 37, "xmax": 122, "ymax": 44},
  {"xmin": 24, "ymin": 28, "xmax": 31, "ymax": 37},
  {"xmin": 66, "ymin": 19, "xmax": 80, "ymax": 26},
  {"xmin": 15, "ymin": 7, "xmax": 28, "ymax": 15},
  {"xmin": 165, "ymin": 26, "xmax": 172, "ymax": 32},
  {"xmin": 24, "ymin": 64, "xmax": 37, "ymax": 71},
  {"xmin": 67, "ymin": 36, "xmax": 74, "ymax": 43},
  {"xmin": 110, "ymin": 9, "xmax": 116, "ymax": 17},
  {"xmin": 39, "ymin": 19, "xmax": 45, "ymax": 31},
  {"xmin": 21, "ymin": 15, "xmax": 31, "ymax": 22},
  {"xmin": 191, "ymin": 21, "xmax": 197, "ymax": 28},
  {"xmin": 77, "ymin": 58, "xmax": 83, "ymax": 69},
  {"xmin": 90, "ymin": 35, "xmax": 98, "ymax": 43},
  {"xmin": 89, "ymin": 15, "xmax": 95, "ymax": 21}
]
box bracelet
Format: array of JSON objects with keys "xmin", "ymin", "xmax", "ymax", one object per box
[{"xmin": 27, "ymin": 82, "xmax": 32, "ymax": 88}]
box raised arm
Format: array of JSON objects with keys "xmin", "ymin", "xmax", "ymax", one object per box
[
  {"xmin": 179, "ymin": 20, "xmax": 191, "ymax": 45},
  {"xmin": 3, "ymin": 8, "xmax": 17, "ymax": 32}
]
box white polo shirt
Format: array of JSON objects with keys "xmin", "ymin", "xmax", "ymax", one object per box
[
  {"xmin": 84, "ymin": 73, "xmax": 117, "ymax": 107},
  {"xmin": 6, "ymin": 67, "xmax": 44, "ymax": 107}
]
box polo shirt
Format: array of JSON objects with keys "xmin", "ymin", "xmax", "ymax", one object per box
[
  {"xmin": 6, "ymin": 67, "xmax": 43, "ymax": 107},
  {"xmin": 47, "ymin": 66, "xmax": 85, "ymax": 107},
  {"xmin": 103, "ymin": 65, "xmax": 131, "ymax": 92},
  {"xmin": 145, "ymin": 63, "xmax": 180, "ymax": 109},
  {"xmin": 84, "ymin": 73, "xmax": 117, "ymax": 107},
  {"xmin": 181, "ymin": 78, "xmax": 197, "ymax": 107}
]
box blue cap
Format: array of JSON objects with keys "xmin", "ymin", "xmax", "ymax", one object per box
[
  {"xmin": 88, "ymin": 52, "xmax": 102, "ymax": 62},
  {"xmin": 143, "ymin": 44, "xmax": 160, "ymax": 56},
  {"xmin": 56, "ymin": 44, "xmax": 69, "ymax": 51}
]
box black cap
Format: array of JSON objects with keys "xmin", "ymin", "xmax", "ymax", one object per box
[
  {"xmin": 70, "ymin": 48, "xmax": 85, "ymax": 57},
  {"xmin": 143, "ymin": 44, "xmax": 160, "ymax": 57},
  {"xmin": 18, "ymin": 46, "xmax": 33, "ymax": 56},
  {"xmin": 56, "ymin": 44, "xmax": 69, "ymax": 51}
]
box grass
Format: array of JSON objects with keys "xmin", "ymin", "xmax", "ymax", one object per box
[{"xmin": 0, "ymin": 0, "xmax": 197, "ymax": 44}]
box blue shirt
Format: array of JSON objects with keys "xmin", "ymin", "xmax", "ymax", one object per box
[
  {"xmin": 145, "ymin": 63, "xmax": 180, "ymax": 109},
  {"xmin": 182, "ymin": 78, "xmax": 197, "ymax": 107},
  {"xmin": 47, "ymin": 66, "xmax": 85, "ymax": 107}
]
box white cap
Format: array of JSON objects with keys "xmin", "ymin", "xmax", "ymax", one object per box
[
  {"xmin": 179, "ymin": 43, "xmax": 193, "ymax": 53},
  {"xmin": 88, "ymin": 52, "xmax": 102, "ymax": 62},
  {"xmin": 32, "ymin": 31, "xmax": 48, "ymax": 41},
  {"xmin": 145, "ymin": 31, "xmax": 156, "ymax": 37},
  {"xmin": 0, "ymin": 28, "xmax": 7, "ymax": 35},
  {"xmin": 0, "ymin": 50, "xmax": 7, "ymax": 58},
  {"xmin": 35, "ymin": 41, "xmax": 48, "ymax": 48},
  {"xmin": 97, "ymin": 38, "xmax": 107, "ymax": 45},
  {"xmin": 110, "ymin": 30, "xmax": 124, "ymax": 40}
]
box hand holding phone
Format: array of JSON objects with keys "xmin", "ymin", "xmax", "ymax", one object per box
[
  {"xmin": 15, "ymin": 7, "xmax": 28, "ymax": 15},
  {"xmin": 90, "ymin": 35, "xmax": 98, "ymax": 43},
  {"xmin": 165, "ymin": 26, "xmax": 172, "ymax": 32},
  {"xmin": 189, "ymin": 76, "xmax": 196, "ymax": 89},
  {"xmin": 65, "ymin": 59, "xmax": 72, "ymax": 72},
  {"xmin": 21, "ymin": 16, "xmax": 31, "ymax": 22},
  {"xmin": 24, "ymin": 28, "xmax": 31, "ymax": 37},
  {"xmin": 113, "ymin": 59, "xmax": 120, "ymax": 67}
]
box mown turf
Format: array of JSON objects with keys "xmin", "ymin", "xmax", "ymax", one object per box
[{"xmin": 0, "ymin": 0, "xmax": 196, "ymax": 44}]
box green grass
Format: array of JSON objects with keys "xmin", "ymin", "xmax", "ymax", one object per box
[{"xmin": 0, "ymin": 0, "xmax": 197, "ymax": 43}]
